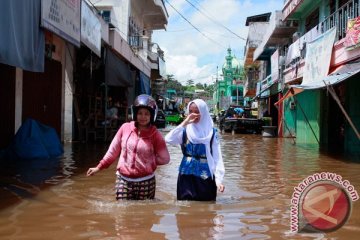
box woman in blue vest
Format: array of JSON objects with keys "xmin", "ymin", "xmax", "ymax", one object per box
[{"xmin": 165, "ymin": 99, "xmax": 225, "ymax": 201}]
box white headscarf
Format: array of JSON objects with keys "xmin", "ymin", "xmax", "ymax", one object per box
[{"xmin": 186, "ymin": 99, "xmax": 216, "ymax": 177}]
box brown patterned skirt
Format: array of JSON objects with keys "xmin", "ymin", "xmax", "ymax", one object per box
[{"xmin": 115, "ymin": 175, "xmax": 156, "ymax": 200}]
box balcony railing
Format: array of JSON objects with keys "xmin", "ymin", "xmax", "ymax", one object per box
[
  {"xmin": 286, "ymin": 0, "xmax": 360, "ymax": 67},
  {"xmin": 321, "ymin": 0, "xmax": 360, "ymax": 39},
  {"xmin": 128, "ymin": 35, "xmax": 143, "ymax": 49}
]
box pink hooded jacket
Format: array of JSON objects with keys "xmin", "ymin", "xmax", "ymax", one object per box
[{"xmin": 96, "ymin": 121, "xmax": 170, "ymax": 178}]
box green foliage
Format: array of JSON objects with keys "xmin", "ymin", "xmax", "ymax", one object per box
[
  {"xmin": 164, "ymin": 74, "xmax": 216, "ymax": 97},
  {"xmin": 195, "ymin": 83, "xmax": 204, "ymax": 89},
  {"xmin": 187, "ymin": 79, "xmax": 194, "ymax": 86},
  {"xmin": 165, "ymin": 75, "xmax": 182, "ymax": 93}
]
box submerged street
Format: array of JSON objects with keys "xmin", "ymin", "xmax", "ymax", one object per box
[{"xmin": 0, "ymin": 129, "xmax": 359, "ymax": 239}]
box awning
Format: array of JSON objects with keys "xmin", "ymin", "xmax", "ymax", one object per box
[
  {"xmin": 300, "ymin": 61, "xmax": 360, "ymax": 90},
  {"xmin": 105, "ymin": 47, "xmax": 133, "ymax": 87},
  {"xmin": 275, "ymin": 61, "xmax": 360, "ymax": 105},
  {"xmin": 274, "ymin": 87, "xmax": 304, "ymax": 105},
  {"xmin": 0, "ymin": 0, "xmax": 45, "ymax": 72},
  {"xmin": 139, "ymin": 71, "xmax": 151, "ymax": 95},
  {"xmin": 253, "ymin": 80, "xmax": 279, "ymax": 100}
]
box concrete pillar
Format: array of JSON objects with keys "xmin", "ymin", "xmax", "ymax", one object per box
[
  {"xmin": 15, "ymin": 68, "xmax": 23, "ymax": 133},
  {"xmin": 63, "ymin": 44, "xmax": 74, "ymax": 142}
]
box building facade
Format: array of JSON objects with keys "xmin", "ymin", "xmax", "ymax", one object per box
[
  {"xmin": 215, "ymin": 48, "xmax": 245, "ymax": 111},
  {"xmin": 0, "ymin": 0, "xmax": 169, "ymax": 148},
  {"xmin": 252, "ymin": 0, "xmax": 360, "ymax": 159}
]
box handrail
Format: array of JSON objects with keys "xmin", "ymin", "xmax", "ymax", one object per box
[
  {"xmin": 286, "ymin": 0, "xmax": 360, "ymax": 67},
  {"xmin": 321, "ymin": 0, "xmax": 360, "ymax": 39}
]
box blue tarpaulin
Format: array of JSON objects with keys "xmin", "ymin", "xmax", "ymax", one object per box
[
  {"xmin": 234, "ymin": 108, "xmax": 244, "ymax": 114},
  {"xmin": 2, "ymin": 119, "xmax": 63, "ymax": 159},
  {"xmin": 139, "ymin": 71, "xmax": 151, "ymax": 95}
]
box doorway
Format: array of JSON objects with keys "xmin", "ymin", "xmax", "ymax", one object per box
[{"xmin": 23, "ymin": 59, "xmax": 62, "ymax": 136}]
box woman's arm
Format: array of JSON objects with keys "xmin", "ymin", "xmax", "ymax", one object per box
[
  {"xmin": 95, "ymin": 127, "xmax": 123, "ymax": 170},
  {"xmin": 164, "ymin": 112, "xmax": 199, "ymax": 145},
  {"xmin": 164, "ymin": 125, "xmax": 185, "ymax": 145},
  {"xmin": 212, "ymin": 131, "xmax": 225, "ymax": 192},
  {"xmin": 154, "ymin": 131, "xmax": 170, "ymax": 165}
]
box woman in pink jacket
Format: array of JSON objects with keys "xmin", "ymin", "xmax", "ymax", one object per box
[{"xmin": 87, "ymin": 94, "xmax": 170, "ymax": 200}]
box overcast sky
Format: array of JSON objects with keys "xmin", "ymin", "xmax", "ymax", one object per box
[{"xmin": 152, "ymin": 0, "xmax": 284, "ymax": 85}]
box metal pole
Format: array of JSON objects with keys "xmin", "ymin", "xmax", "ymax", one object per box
[
  {"xmin": 237, "ymin": 82, "xmax": 239, "ymax": 105},
  {"xmin": 325, "ymin": 81, "xmax": 360, "ymax": 139},
  {"xmin": 216, "ymin": 66, "xmax": 219, "ymax": 110},
  {"xmin": 104, "ymin": 83, "xmax": 108, "ymax": 142}
]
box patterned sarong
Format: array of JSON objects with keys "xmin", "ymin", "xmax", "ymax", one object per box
[{"xmin": 115, "ymin": 175, "xmax": 156, "ymax": 200}]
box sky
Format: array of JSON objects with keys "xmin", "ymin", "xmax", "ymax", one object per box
[{"xmin": 152, "ymin": 0, "xmax": 284, "ymax": 85}]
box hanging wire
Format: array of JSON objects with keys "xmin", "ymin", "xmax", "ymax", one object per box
[
  {"xmin": 164, "ymin": 0, "xmax": 225, "ymax": 48},
  {"xmin": 184, "ymin": 0, "xmax": 246, "ymax": 41}
]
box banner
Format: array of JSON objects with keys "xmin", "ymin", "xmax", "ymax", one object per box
[
  {"xmin": 81, "ymin": 1, "xmax": 101, "ymax": 56},
  {"xmin": 271, "ymin": 49, "xmax": 279, "ymax": 83},
  {"xmin": 302, "ymin": 28, "xmax": 336, "ymax": 85},
  {"xmin": 41, "ymin": 0, "xmax": 81, "ymax": 47}
]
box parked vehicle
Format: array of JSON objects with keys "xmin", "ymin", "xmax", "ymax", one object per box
[
  {"xmin": 210, "ymin": 111, "xmax": 217, "ymax": 123},
  {"xmin": 219, "ymin": 106, "xmax": 263, "ymax": 134},
  {"xmin": 165, "ymin": 110, "xmax": 184, "ymax": 125},
  {"xmin": 155, "ymin": 110, "xmax": 166, "ymax": 128}
]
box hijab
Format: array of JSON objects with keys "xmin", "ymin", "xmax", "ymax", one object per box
[{"xmin": 186, "ymin": 99, "xmax": 216, "ymax": 177}]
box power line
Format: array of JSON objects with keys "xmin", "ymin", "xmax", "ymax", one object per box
[
  {"xmin": 203, "ymin": 31, "xmax": 238, "ymax": 39},
  {"xmin": 164, "ymin": 0, "xmax": 225, "ymax": 48},
  {"xmin": 184, "ymin": 0, "xmax": 246, "ymax": 41},
  {"xmin": 165, "ymin": 28, "xmax": 195, "ymax": 32}
]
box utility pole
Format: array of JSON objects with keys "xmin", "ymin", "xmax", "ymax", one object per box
[
  {"xmin": 237, "ymin": 81, "xmax": 239, "ymax": 105},
  {"xmin": 216, "ymin": 66, "xmax": 219, "ymax": 111}
]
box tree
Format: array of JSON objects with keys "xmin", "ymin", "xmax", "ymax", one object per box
[
  {"xmin": 165, "ymin": 75, "xmax": 182, "ymax": 93},
  {"xmin": 186, "ymin": 79, "xmax": 194, "ymax": 86},
  {"xmin": 166, "ymin": 74, "xmax": 175, "ymax": 82},
  {"xmin": 195, "ymin": 83, "xmax": 204, "ymax": 89}
]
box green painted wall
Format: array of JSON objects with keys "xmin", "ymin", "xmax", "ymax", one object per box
[
  {"xmin": 295, "ymin": 90, "xmax": 321, "ymax": 145},
  {"xmin": 283, "ymin": 97, "xmax": 297, "ymax": 137}
]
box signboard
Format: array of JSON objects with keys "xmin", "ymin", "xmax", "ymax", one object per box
[
  {"xmin": 344, "ymin": 16, "xmax": 360, "ymax": 50},
  {"xmin": 81, "ymin": 1, "xmax": 101, "ymax": 56},
  {"xmin": 271, "ymin": 49, "xmax": 279, "ymax": 83},
  {"xmin": 302, "ymin": 28, "xmax": 336, "ymax": 85},
  {"xmin": 159, "ymin": 57, "xmax": 166, "ymax": 77},
  {"xmin": 232, "ymin": 79, "xmax": 244, "ymax": 85},
  {"xmin": 41, "ymin": 0, "xmax": 81, "ymax": 47},
  {"xmin": 283, "ymin": 0, "xmax": 304, "ymax": 21}
]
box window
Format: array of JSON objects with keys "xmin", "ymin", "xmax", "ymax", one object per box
[
  {"xmin": 100, "ymin": 10, "xmax": 115, "ymax": 29},
  {"xmin": 305, "ymin": 8, "xmax": 319, "ymax": 32},
  {"xmin": 128, "ymin": 17, "xmax": 141, "ymax": 48},
  {"xmin": 101, "ymin": 10, "xmax": 111, "ymax": 23}
]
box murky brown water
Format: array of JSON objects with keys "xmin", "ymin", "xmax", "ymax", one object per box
[{"xmin": 0, "ymin": 129, "xmax": 359, "ymax": 239}]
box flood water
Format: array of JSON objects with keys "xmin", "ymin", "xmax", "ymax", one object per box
[{"xmin": 0, "ymin": 129, "xmax": 360, "ymax": 239}]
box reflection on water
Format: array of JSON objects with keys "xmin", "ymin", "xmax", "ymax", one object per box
[{"xmin": 0, "ymin": 131, "xmax": 360, "ymax": 239}]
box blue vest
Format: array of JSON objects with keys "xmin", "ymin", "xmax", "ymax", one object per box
[{"xmin": 179, "ymin": 128, "xmax": 215, "ymax": 179}]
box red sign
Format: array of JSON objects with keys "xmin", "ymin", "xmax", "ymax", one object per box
[
  {"xmin": 300, "ymin": 182, "xmax": 351, "ymax": 232},
  {"xmin": 283, "ymin": 0, "xmax": 304, "ymax": 21},
  {"xmin": 344, "ymin": 17, "xmax": 360, "ymax": 50}
]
